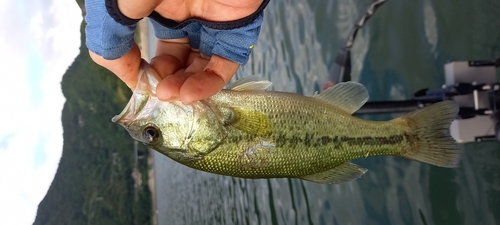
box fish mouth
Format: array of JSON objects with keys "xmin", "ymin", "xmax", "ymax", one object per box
[
  {"xmin": 112, "ymin": 60, "xmax": 162, "ymax": 126},
  {"xmin": 111, "ymin": 94, "xmax": 137, "ymax": 126}
]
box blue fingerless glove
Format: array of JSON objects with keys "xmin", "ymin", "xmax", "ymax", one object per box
[
  {"xmin": 84, "ymin": 0, "xmax": 137, "ymax": 60},
  {"xmin": 150, "ymin": 14, "xmax": 263, "ymax": 66},
  {"xmin": 202, "ymin": 14, "xmax": 263, "ymax": 66}
]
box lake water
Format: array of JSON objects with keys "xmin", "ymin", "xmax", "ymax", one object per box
[{"xmin": 146, "ymin": 0, "xmax": 500, "ymax": 224}]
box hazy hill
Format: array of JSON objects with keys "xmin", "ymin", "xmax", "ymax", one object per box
[{"xmin": 32, "ymin": 3, "xmax": 151, "ymax": 224}]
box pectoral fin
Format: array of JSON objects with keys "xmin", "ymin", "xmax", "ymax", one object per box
[
  {"xmin": 230, "ymin": 108, "xmax": 272, "ymax": 136},
  {"xmin": 300, "ymin": 162, "xmax": 368, "ymax": 184}
]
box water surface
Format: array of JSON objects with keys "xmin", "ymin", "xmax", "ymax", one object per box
[{"xmin": 149, "ymin": 0, "xmax": 500, "ymax": 224}]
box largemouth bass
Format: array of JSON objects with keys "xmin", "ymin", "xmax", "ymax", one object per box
[{"xmin": 113, "ymin": 61, "xmax": 460, "ymax": 184}]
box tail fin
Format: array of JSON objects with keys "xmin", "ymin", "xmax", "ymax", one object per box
[{"xmin": 397, "ymin": 101, "xmax": 461, "ymax": 168}]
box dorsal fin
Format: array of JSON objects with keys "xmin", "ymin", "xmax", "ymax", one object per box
[
  {"xmin": 227, "ymin": 75, "xmax": 273, "ymax": 91},
  {"xmin": 313, "ymin": 82, "xmax": 368, "ymax": 114}
]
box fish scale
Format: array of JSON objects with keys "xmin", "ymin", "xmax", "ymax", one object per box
[
  {"xmin": 184, "ymin": 90, "xmax": 408, "ymax": 179},
  {"xmin": 113, "ymin": 62, "xmax": 461, "ymax": 184}
]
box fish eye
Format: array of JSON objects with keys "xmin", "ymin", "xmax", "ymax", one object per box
[{"xmin": 142, "ymin": 125, "xmax": 160, "ymax": 143}]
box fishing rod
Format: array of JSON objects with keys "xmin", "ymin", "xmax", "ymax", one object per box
[
  {"xmin": 327, "ymin": 0, "xmax": 500, "ymax": 142},
  {"xmin": 329, "ymin": 0, "xmax": 387, "ymax": 83}
]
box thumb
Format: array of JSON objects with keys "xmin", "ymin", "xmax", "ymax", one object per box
[{"xmin": 89, "ymin": 43, "xmax": 142, "ymax": 89}]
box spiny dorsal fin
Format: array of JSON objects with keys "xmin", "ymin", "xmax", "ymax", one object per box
[
  {"xmin": 300, "ymin": 162, "xmax": 368, "ymax": 184},
  {"xmin": 313, "ymin": 82, "xmax": 368, "ymax": 114},
  {"xmin": 227, "ymin": 75, "xmax": 273, "ymax": 91}
]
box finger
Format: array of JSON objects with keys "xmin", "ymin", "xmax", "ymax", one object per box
[
  {"xmin": 184, "ymin": 55, "xmax": 210, "ymax": 74},
  {"xmin": 179, "ymin": 55, "xmax": 240, "ymax": 104},
  {"xmin": 204, "ymin": 55, "xmax": 240, "ymax": 84},
  {"xmin": 150, "ymin": 55, "xmax": 184, "ymax": 79},
  {"xmin": 155, "ymin": 52, "xmax": 209, "ymax": 102},
  {"xmin": 151, "ymin": 38, "xmax": 191, "ymax": 79},
  {"xmin": 186, "ymin": 49, "xmax": 203, "ymax": 66},
  {"xmin": 156, "ymin": 71, "xmax": 192, "ymax": 101},
  {"xmin": 89, "ymin": 43, "xmax": 142, "ymax": 89},
  {"xmin": 179, "ymin": 70, "xmax": 227, "ymax": 104},
  {"xmin": 155, "ymin": 37, "xmax": 190, "ymax": 57}
]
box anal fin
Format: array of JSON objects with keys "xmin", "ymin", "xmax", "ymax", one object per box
[{"xmin": 300, "ymin": 162, "xmax": 368, "ymax": 184}]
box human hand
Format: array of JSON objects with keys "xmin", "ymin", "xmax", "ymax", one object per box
[
  {"xmin": 90, "ymin": 0, "xmax": 263, "ymax": 104},
  {"xmin": 150, "ymin": 37, "xmax": 240, "ymax": 104},
  {"xmin": 150, "ymin": 0, "xmax": 263, "ymax": 104}
]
